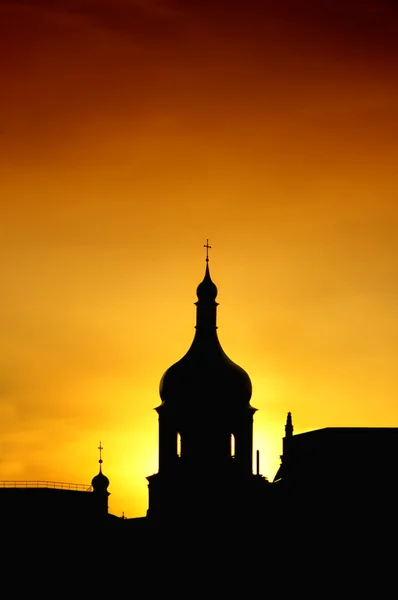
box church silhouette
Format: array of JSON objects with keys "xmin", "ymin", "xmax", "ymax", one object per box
[
  {"xmin": 147, "ymin": 241, "xmax": 268, "ymax": 525},
  {"xmin": 2, "ymin": 243, "xmax": 398, "ymax": 564}
]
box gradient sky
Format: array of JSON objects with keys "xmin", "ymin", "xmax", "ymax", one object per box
[{"xmin": 1, "ymin": 0, "xmax": 398, "ymax": 517}]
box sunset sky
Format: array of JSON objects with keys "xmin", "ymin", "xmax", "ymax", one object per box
[{"xmin": 1, "ymin": 0, "xmax": 397, "ymax": 517}]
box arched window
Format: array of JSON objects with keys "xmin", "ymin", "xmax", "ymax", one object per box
[
  {"xmin": 177, "ymin": 432, "xmax": 181, "ymax": 458},
  {"xmin": 231, "ymin": 433, "xmax": 236, "ymax": 458}
]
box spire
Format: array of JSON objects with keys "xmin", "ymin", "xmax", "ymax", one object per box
[
  {"xmin": 285, "ymin": 412, "xmax": 294, "ymax": 438},
  {"xmin": 195, "ymin": 240, "xmax": 218, "ymax": 334}
]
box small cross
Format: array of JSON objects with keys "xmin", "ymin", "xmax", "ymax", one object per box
[
  {"xmin": 98, "ymin": 441, "xmax": 103, "ymax": 464},
  {"xmin": 204, "ymin": 239, "xmax": 212, "ymax": 262}
]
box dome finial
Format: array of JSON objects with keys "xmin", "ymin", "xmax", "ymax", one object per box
[
  {"xmin": 98, "ymin": 440, "xmax": 103, "ymax": 472},
  {"xmin": 204, "ymin": 239, "xmax": 212, "ymax": 263}
]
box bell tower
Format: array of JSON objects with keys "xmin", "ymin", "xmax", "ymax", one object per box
[{"xmin": 147, "ymin": 243, "xmax": 261, "ymax": 522}]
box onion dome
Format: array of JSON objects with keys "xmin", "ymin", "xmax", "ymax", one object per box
[
  {"xmin": 159, "ymin": 251, "xmax": 253, "ymax": 412},
  {"xmin": 92, "ymin": 468, "xmax": 109, "ymax": 492},
  {"xmin": 91, "ymin": 442, "xmax": 110, "ymax": 492}
]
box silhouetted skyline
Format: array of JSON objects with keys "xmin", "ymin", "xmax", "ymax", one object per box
[{"xmin": 1, "ymin": 1, "xmax": 398, "ymax": 517}]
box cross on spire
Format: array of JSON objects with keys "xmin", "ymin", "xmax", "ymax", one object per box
[
  {"xmin": 204, "ymin": 239, "xmax": 212, "ymax": 262},
  {"xmin": 98, "ymin": 441, "xmax": 103, "ymax": 465}
]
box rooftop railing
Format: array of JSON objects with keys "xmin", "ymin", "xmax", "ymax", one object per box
[{"xmin": 0, "ymin": 481, "xmax": 92, "ymax": 491}]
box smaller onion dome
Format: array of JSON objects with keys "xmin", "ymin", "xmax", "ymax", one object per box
[
  {"xmin": 92, "ymin": 468, "xmax": 109, "ymax": 492},
  {"xmin": 92, "ymin": 441, "xmax": 109, "ymax": 492}
]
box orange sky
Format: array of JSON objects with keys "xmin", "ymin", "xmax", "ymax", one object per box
[{"xmin": 0, "ymin": 0, "xmax": 398, "ymax": 517}]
